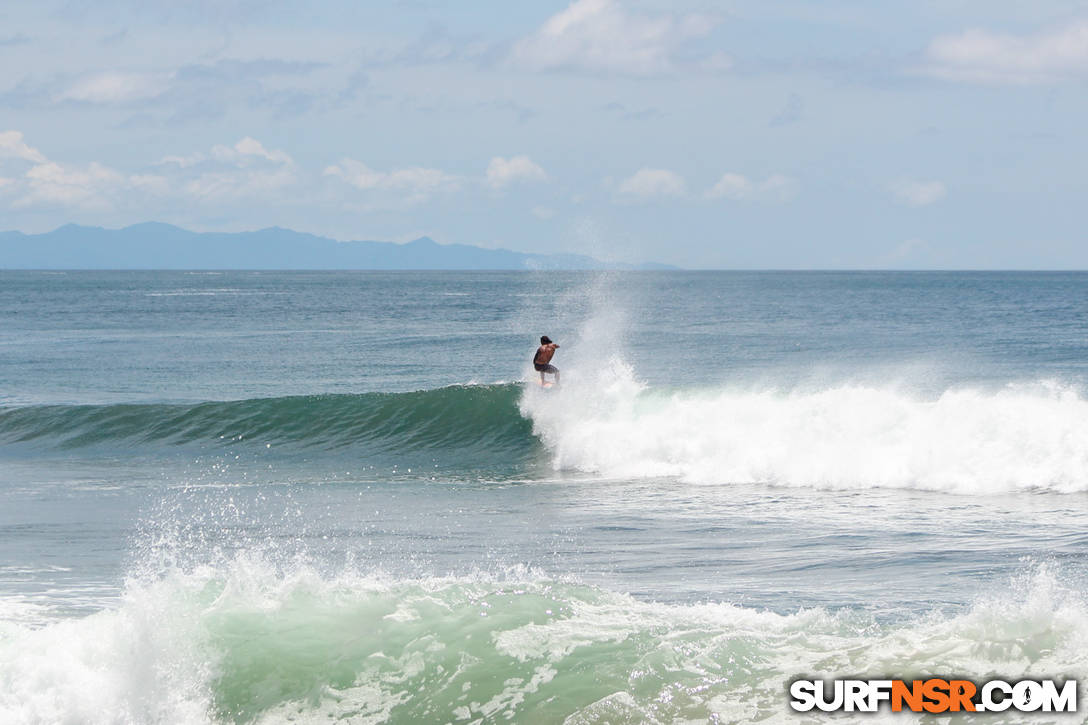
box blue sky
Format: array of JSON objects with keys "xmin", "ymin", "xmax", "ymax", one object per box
[{"xmin": 1, "ymin": 0, "xmax": 1086, "ymax": 268}]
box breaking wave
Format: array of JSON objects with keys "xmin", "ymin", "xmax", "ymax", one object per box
[
  {"xmin": 1, "ymin": 556, "xmax": 1085, "ymax": 724},
  {"xmin": 521, "ymin": 363, "xmax": 1088, "ymax": 493},
  {"xmin": 7, "ymin": 371, "xmax": 1088, "ymax": 492}
]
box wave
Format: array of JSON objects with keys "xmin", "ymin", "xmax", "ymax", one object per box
[
  {"xmin": 1, "ymin": 557, "xmax": 1085, "ymax": 724},
  {"xmin": 0, "ymin": 384, "xmax": 535, "ymax": 456},
  {"xmin": 521, "ymin": 363, "xmax": 1088, "ymax": 493},
  {"xmin": 9, "ymin": 371, "xmax": 1088, "ymax": 492}
]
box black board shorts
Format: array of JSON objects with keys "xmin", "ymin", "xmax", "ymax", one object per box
[{"xmin": 534, "ymin": 363, "xmax": 557, "ymax": 373}]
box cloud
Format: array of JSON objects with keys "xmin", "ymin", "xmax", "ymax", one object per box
[
  {"xmin": 18, "ymin": 161, "xmax": 125, "ymax": 209},
  {"xmin": 160, "ymin": 137, "xmax": 294, "ymax": 170},
  {"xmin": 172, "ymin": 137, "xmax": 297, "ymax": 201},
  {"xmin": 355, "ymin": 23, "xmax": 499, "ymax": 70},
  {"xmin": 891, "ymin": 179, "xmax": 946, "ymax": 206},
  {"xmin": 212, "ymin": 137, "xmax": 293, "ymax": 166},
  {"xmin": 159, "ymin": 153, "xmax": 205, "ymax": 169},
  {"xmin": 0, "ymin": 130, "xmax": 161, "ymax": 210},
  {"xmin": 0, "ymin": 131, "xmax": 47, "ymax": 163},
  {"xmin": 392, "ymin": 23, "xmax": 497, "ymax": 67},
  {"xmin": 324, "ymin": 158, "xmax": 461, "ymax": 204},
  {"xmin": 705, "ymin": 173, "xmax": 795, "ymax": 202},
  {"xmin": 56, "ymin": 71, "xmax": 172, "ymax": 103},
  {"xmin": 0, "ymin": 58, "xmax": 328, "ymax": 122},
  {"xmin": 486, "ymin": 155, "xmax": 547, "ymax": 189},
  {"xmin": 5, "ymin": 133, "xmax": 299, "ymax": 209},
  {"xmin": 510, "ymin": 0, "xmax": 722, "ymax": 75},
  {"xmin": 159, "ymin": 58, "xmax": 328, "ymax": 121},
  {"xmin": 922, "ymin": 20, "xmax": 1088, "ymax": 84},
  {"xmin": 532, "ymin": 206, "xmax": 556, "ymax": 219},
  {"xmin": 183, "ymin": 167, "xmax": 295, "ymax": 201},
  {"xmin": 15, "ymin": 161, "xmax": 166, "ymax": 211},
  {"xmin": 616, "ymin": 168, "xmax": 686, "ymax": 199}
]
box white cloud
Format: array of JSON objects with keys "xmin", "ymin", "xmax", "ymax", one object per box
[
  {"xmin": 705, "ymin": 173, "xmax": 795, "ymax": 202},
  {"xmin": 17, "ymin": 161, "xmax": 126, "ymax": 209},
  {"xmin": 17, "ymin": 162, "xmax": 169, "ymax": 209},
  {"xmin": 161, "ymin": 137, "xmax": 294, "ymax": 171},
  {"xmin": 616, "ymin": 168, "xmax": 686, "ymax": 199},
  {"xmin": 0, "ymin": 132, "xmax": 307, "ymax": 211},
  {"xmin": 177, "ymin": 138, "xmax": 297, "ymax": 201},
  {"xmin": 532, "ymin": 206, "xmax": 556, "ymax": 219},
  {"xmin": 922, "ymin": 20, "xmax": 1088, "ymax": 84},
  {"xmin": 159, "ymin": 153, "xmax": 206, "ymax": 169},
  {"xmin": 129, "ymin": 174, "xmax": 170, "ymax": 195},
  {"xmin": 0, "ymin": 130, "xmax": 167, "ymax": 210},
  {"xmin": 212, "ymin": 137, "xmax": 294, "ymax": 167},
  {"xmin": 891, "ymin": 179, "xmax": 946, "ymax": 207},
  {"xmin": 324, "ymin": 158, "xmax": 461, "ymax": 204},
  {"xmin": 152, "ymin": 137, "xmax": 298, "ymax": 202},
  {"xmin": 486, "ymin": 155, "xmax": 547, "ymax": 189},
  {"xmin": 184, "ymin": 168, "xmax": 296, "ymax": 201},
  {"xmin": 56, "ymin": 71, "xmax": 172, "ymax": 103},
  {"xmin": 0, "ymin": 131, "xmax": 47, "ymax": 163},
  {"xmin": 510, "ymin": 0, "xmax": 722, "ymax": 75}
]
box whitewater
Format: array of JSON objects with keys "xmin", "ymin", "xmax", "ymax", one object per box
[
  {"xmin": 3, "ymin": 270, "xmax": 1088, "ymax": 723},
  {"xmin": 523, "ymin": 370, "xmax": 1088, "ymax": 493},
  {"xmin": 7, "ymin": 376, "xmax": 1088, "ymax": 493}
]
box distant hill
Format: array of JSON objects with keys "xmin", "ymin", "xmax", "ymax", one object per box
[{"xmin": 0, "ymin": 223, "xmax": 676, "ymax": 270}]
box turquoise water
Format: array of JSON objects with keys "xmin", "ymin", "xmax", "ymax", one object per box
[{"xmin": 2, "ymin": 270, "xmax": 1088, "ymax": 723}]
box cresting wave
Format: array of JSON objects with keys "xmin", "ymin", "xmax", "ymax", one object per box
[
  {"xmin": 1, "ymin": 557, "xmax": 1085, "ymax": 724},
  {"xmin": 7, "ymin": 374, "xmax": 1088, "ymax": 492},
  {"xmin": 0, "ymin": 385, "xmax": 533, "ymax": 456},
  {"xmin": 521, "ymin": 363, "xmax": 1088, "ymax": 493}
]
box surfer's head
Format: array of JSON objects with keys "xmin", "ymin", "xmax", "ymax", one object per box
[{"xmin": 540, "ymin": 335, "xmax": 552, "ymax": 345}]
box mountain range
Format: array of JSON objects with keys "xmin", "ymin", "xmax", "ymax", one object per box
[{"xmin": 0, "ymin": 223, "xmax": 674, "ymax": 270}]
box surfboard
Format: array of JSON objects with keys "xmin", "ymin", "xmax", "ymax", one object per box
[{"xmin": 540, "ymin": 381, "xmax": 555, "ymax": 389}]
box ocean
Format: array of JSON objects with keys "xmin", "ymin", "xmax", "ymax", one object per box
[{"xmin": 2, "ymin": 270, "xmax": 1087, "ymax": 723}]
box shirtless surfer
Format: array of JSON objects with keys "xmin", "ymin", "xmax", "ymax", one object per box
[{"xmin": 533, "ymin": 336, "xmax": 560, "ymax": 386}]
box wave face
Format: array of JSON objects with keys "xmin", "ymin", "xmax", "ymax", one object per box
[
  {"xmin": 8, "ymin": 371, "xmax": 1088, "ymax": 493},
  {"xmin": 1, "ymin": 557, "xmax": 1084, "ymax": 724},
  {"xmin": 520, "ymin": 362, "xmax": 1088, "ymax": 493},
  {"xmin": 0, "ymin": 384, "xmax": 534, "ymax": 457}
]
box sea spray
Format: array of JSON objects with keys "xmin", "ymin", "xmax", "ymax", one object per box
[
  {"xmin": 2, "ymin": 558, "xmax": 1086, "ymax": 724},
  {"xmin": 8, "ymin": 376, "xmax": 1088, "ymax": 492},
  {"xmin": 0, "ymin": 566, "xmax": 215, "ymax": 724},
  {"xmin": 520, "ymin": 371, "xmax": 1088, "ymax": 493}
]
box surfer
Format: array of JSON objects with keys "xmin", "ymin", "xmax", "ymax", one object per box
[{"xmin": 533, "ymin": 336, "xmax": 560, "ymax": 386}]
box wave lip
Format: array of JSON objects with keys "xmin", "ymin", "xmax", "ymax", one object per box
[
  {"xmin": 521, "ymin": 367, "xmax": 1088, "ymax": 493},
  {"xmin": 0, "ymin": 384, "xmax": 535, "ymax": 456}
]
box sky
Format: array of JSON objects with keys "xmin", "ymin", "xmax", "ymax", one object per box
[{"xmin": 1, "ymin": 0, "xmax": 1087, "ymax": 268}]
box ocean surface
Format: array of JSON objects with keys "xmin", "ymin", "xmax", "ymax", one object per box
[{"xmin": 2, "ymin": 270, "xmax": 1088, "ymax": 724}]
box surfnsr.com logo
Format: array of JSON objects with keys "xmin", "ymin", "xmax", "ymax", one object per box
[{"xmin": 789, "ymin": 678, "xmax": 1077, "ymax": 714}]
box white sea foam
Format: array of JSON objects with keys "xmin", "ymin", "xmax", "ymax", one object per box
[
  {"xmin": 0, "ymin": 570, "xmax": 213, "ymax": 724},
  {"xmin": 1, "ymin": 558, "xmax": 1085, "ymax": 724},
  {"xmin": 521, "ymin": 364, "xmax": 1088, "ymax": 492}
]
